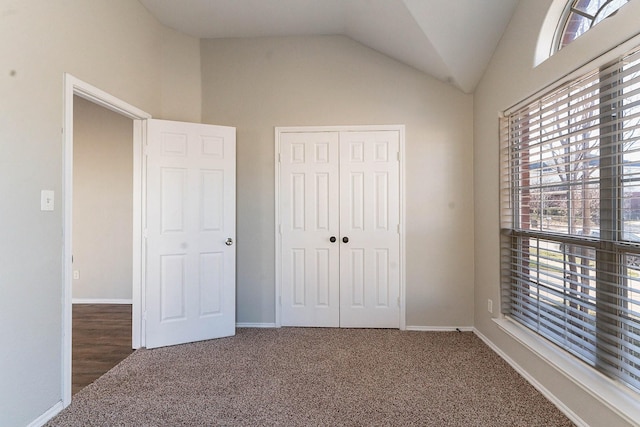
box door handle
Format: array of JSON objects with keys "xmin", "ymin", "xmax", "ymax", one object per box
[
  {"xmin": 330, "ymin": 236, "xmax": 337, "ymax": 243},
  {"xmin": 225, "ymin": 238, "xmax": 234, "ymax": 246},
  {"xmin": 342, "ymin": 236, "xmax": 349, "ymax": 243}
]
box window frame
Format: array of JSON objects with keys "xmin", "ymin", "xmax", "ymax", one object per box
[
  {"xmin": 500, "ymin": 44, "xmax": 640, "ymax": 394},
  {"xmin": 552, "ymin": 0, "xmax": 630, "ymax": 54}
]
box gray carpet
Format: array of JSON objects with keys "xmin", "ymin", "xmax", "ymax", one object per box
[{"xmin": 48, "ymin": 328, "xmax": 574, "ymax": 426}]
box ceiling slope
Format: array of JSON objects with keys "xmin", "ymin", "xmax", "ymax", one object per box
[
  {"xmin": 139, "ymin": 0, "xmax": 520, "ymax": 93},
  {"xmin": 404, "ymin": 0, "xmax": 520, "ymax": 92}
]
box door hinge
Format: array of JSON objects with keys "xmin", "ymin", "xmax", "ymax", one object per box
[
  {"xmin": 397, "ymin": 224, "xmax": 401, "ymax": 234},
  {"xmin": 278, "ymin": 153, "xmax": 281, "ymax": 163},
  {"xmin": 397, "ymin": 297, "xmax": 400, "ymax": 308},
  {"xmin": 397, "ymin": 151, "xmax": 400, "ymax": 162}
]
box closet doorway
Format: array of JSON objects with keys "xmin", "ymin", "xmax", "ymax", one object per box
[{"xmin": 275, "ymin": 126, "xmax": 406, "ymax": 329}]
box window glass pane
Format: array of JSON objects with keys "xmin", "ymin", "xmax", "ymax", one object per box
[
  {"xmin": 574, "ymin": 0, "xmax": 603, "ymax": 15},
  {"xmin": 623, "ymin": 257, "xmax": 640, "ymax": 390},
  {"xmin": 508, "ymin": 237, "xmax": 598, "ymax": 364},
  {"xmin": 560, "ymin": 12, "xmax": 591, "ymax": 49},
  {"xmin": 520, "ymin": 81, "xmax": 601, "ymax": 235},
  {"xmin": 594, "ymin": 0, "xmax": 629, "ymax": 24},
  {"xmin": 623, "ymin": 171, "xmax": 640, "ymax": 233},
  {"xmin": 622, "ymin": 56, "xmax": 640, "ymax": 238}
]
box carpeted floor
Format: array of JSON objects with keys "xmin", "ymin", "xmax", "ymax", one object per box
[{"xmin": 47, "ymin": 328, "xmax": 574, "ymax": 426}]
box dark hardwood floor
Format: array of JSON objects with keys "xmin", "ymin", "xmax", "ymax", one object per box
[{"xmin": 72, "ymin": 304, "xmax": 134, "ymax": 395}]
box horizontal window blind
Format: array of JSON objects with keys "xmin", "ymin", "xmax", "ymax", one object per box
[{"xmin": 500, "ymin": 45, "xmax": 640, "ymax": 392}]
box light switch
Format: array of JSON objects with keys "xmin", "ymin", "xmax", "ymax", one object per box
[{"xmin": 41, "ymin": 190, "xmax": 54, "ymax": 211}]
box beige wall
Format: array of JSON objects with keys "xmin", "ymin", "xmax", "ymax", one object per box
[
  {"xmin": 0, "ymin": 1, "xmax": 201, "ymax": 425},
  {"xmin": 473, "ymin": 0, "xmax": 640, "ymax": 425},
  {"xmin": 161, "ymin": 31, "xmax": 202, "ymax": 122},
  {"xmin": 201, "ymin": 35, "xmax": 475, "ymax": 327},
  {"xmin": 73, "ymin": 96, "xmax": 133, "ymax": 301},
  {"xmin": 14, "ymin": 0, "xmax": 634, "ymax": 424}
]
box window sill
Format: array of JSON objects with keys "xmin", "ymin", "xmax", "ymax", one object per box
[{"xmin": 492, "ymin": 317, "xmax": 640, "ymax": 426}]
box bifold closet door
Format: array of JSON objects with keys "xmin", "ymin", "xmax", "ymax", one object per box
[
  {"xmin": 280, "ymin": 132, "xmax": 341, "ymax": 327},
  {"xmin": 339, "ymin": 131, "xmax": 400, "ymax": 328}
]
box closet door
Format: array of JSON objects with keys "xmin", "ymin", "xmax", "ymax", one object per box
[
  {"xmin": 339, "ymin": 131, "xmax": 400, "ymax": 328},
  {"xmin": 280, "ymin": 132, "xmax": 341, "ymax": 326}
]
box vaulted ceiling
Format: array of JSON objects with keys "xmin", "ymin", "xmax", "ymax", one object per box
[{"xmin": 139, "ymin": 0, "xmax": 521, "ymax": 93}]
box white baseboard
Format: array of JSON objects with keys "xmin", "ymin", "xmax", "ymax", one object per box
[
  {"xmin": 236, "ymin": 324, "xmax": 475, "ymax": 332},
  {"xmin": 236, "ymin": 322, "xmax": 277, "ymax": 328},
  {"xmin": 488, "ymin": 318, "xmax": 640, "ymax": 426},
  {"xmin": 72, "ymin": 298, "xmax": 132, "ymax": 304},
  {"xmin": 405, "ymin": 325, "xmax": 474, "ymax": 332},
  {"xmin": 28, "ymin": 401, "xmax": 64, "ymax": 427},
  {"xmin": 473, "ymin": 327, "xmax": 588, "ymax": 427}
]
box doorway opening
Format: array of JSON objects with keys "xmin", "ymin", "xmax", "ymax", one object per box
[
  {"xmin": 71, "ymin": 96, "xmax": 135, "ymax": 394},
  {"xmin": 62, "ymin": 74, "xmax": 151, "ymax": 406}
]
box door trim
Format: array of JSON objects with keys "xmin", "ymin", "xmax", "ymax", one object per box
[
  {"xmin": 274, "ymin": 125, "xmax": 406, "ymax": 329},
  {"xmin": 62, "ymin": 74, "xmax": 151, "ymax": 406}
]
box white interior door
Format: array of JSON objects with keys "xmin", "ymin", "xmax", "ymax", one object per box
[
  {"xmin": 339, "ymin": 131, "xmax": 400, "ymax": 328},
  {"xmin": 145, "ymin": 119, "xmax": 236, "ymax": 349},
  {"xmin": 280, "ymin": 132, "xmax": 340, "ymax": 326},
  {"xmin": 278, "ymin": 128, "xmax": 401, "ymax": 328}
]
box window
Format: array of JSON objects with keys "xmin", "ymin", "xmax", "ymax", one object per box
[
  {"xmin": 554, "ymin": 0, "xmax": 629, "ymax": 52},
  {"xmin": 500, "ymin": 45, "xmax": 640, "ymax": 392}
]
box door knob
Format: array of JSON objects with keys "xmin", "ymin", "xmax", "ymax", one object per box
[
  {"xmin": 330, "ymin": 236, "xmax": 337, "ymax": 243},
  {"xmin": 225, "ymin": 238, "xmax": 234, "ymax": 246},
  {"xmin": 342, "ymin": 236, "xmax": 349, "ymax": 243}
]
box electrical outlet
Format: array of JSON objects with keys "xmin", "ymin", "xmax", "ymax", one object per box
[
  {"xmin": 73, "ymin": 270, "xmax": 80, "ymax": 280},
  {"xmin": 488, "ymin": 299, "xmax": 493, "ymax": 314}
]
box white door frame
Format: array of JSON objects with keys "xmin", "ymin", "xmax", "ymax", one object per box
[
  {"xmin": 62, "ymin": 74, "xmax": 151, "ymax": 406},
  {"xmin": 274, "ymin": 125, "xmax": 406, "ymax": 330}
]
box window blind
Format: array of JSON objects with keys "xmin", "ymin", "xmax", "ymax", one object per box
[{"xmin": 500, "ymin": 45, "xmax": 640, "ymax": 392}]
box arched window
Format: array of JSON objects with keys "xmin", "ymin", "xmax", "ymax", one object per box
[{"xmin": 554, "ymin": 0, "xmax": 629, "ymax": 52}]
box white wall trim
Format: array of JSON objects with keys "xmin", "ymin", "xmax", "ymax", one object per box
[
  {"xmin": 236, "ymin": 322, "xmax": 278, "ymax": 328},
  {"xmin": 474, "ymin": 325, "xmax": 587, "ymax": 426},
  {"xmin": 275, "ymin": 125, "xmax": 408, "ymax": 133},
  {"xmin": 63, "ymin": 73, "xmax": 151, "ymax": 408},
  {"xmin": 487, "ymin": 317, "xmax": 640, "ymax": 426},
  {"xmin": 27, "ymin": 401, "xmax": 64, "ymax": 427},
  {"xmin": 474, "ymin": 318, "xmax": 640, "ymax": 427},
  {"xmin": 274, "ymin": 125, "xmax": 406, "ymax": 330},
  {"xmin": 132, "ymin": 119, "xmax": 146, "ymax": 351},
  {"xmin": 509, "ymin": 32, "xmax": 640, "ymax": 116},
  {"xmin": 534, "ymin": 0, "xmax": 567, "ymax": 67},
  {"xmin": 398, "ymin": 125, "xmax": 406, "ymax": 331},
  {"xmin": 405, "ymin": 326, "xmax": 474, "ymax": 332},
  {"xmin": 274, "ymin": 127, "xmax": 281, "ymax": 327},
  {"xmin": 72, "ymin": 298, "xmax": 133, "ymax": 304}
]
